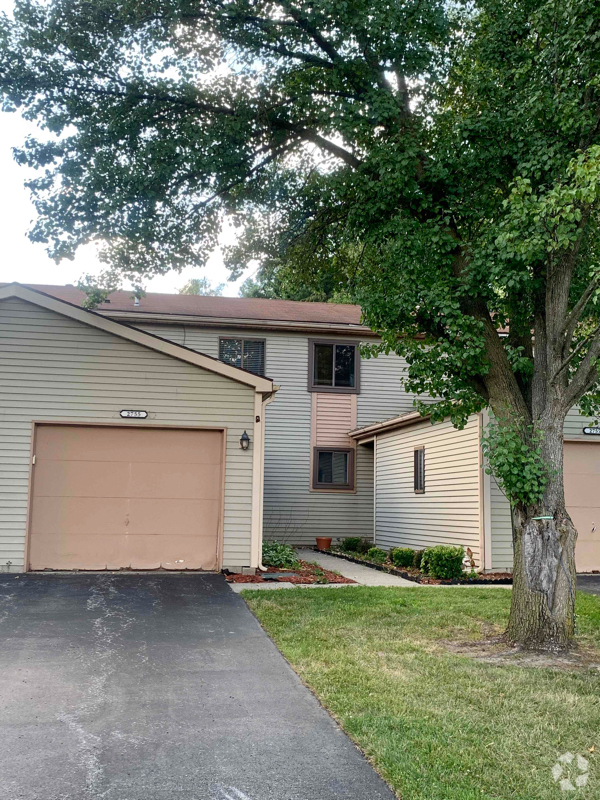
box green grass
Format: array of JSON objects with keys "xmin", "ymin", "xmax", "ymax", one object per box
[{"xmin": 243, "ymin": 587, "xmax": 600, "ymax": 799}]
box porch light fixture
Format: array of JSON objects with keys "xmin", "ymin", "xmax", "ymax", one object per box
[{"xmin": 239, "ymin": 430, "xmax": 250, "ymax": 450}]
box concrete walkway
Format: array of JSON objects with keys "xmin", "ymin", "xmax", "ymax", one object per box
[
  {"xmin": 230, "ymin": 549, "xmax": 414, "ymax": 592},
  {"xmin": 0, "ymin": 572, "xmax": 395, "ymax": 800}
]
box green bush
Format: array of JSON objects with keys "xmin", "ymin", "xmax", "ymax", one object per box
[
  {"xmin": 413, "ymin": 550, "xmax": 425, "ymax": 570},
  {"xmin": 390, "ymin": 547, "xmax": 415, "ymax": 569},
  {"xmin": 341, "ymin": 538, "xmax": 371, "ymax": 554},
  {"xmin": 420, "ymin": 545, "xmax": 464, "ymax": 580},
  {"xmin": 367, "ymin": 547, "xmax": 387, "ymax": 564},
  {"xmin": 262, "ymin": 541, "xmax": 300, "ymax": 569}
]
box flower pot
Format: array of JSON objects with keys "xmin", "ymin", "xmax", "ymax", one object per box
[{"xmin": 315, "ymin": 537, "xmax": 332, "ymax": 550}]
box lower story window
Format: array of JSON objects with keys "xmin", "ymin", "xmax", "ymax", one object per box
[{"xmin": 313, "ymin": 447, "xmax": 355, "ymax": 490}]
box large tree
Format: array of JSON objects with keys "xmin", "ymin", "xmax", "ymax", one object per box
[{"xmin": 2, "ymin": 0, "xmax": 600, "ymax": 648}]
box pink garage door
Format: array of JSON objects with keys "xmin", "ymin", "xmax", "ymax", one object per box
[
  {"xmin": 28, "ymin": 425, "xmax": 223, "ymax": 571},
  {"xmin": 564, "ymin": 441, "xmax": 600, "ymax": 573}
]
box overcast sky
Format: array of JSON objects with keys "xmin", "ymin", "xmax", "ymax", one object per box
[{"xmin": 0, "ymin": 0, "xmax": 249, "ymax": 296}]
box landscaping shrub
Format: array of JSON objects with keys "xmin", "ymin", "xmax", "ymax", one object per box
[
  {"xmin": 390, "ymin": 547, "xmax": 415, "ymax": 569},
  {"xmin": 262, "ymin": 541, "xmax": 300, "ymax": 569},
  {"xmin": 340, "ymin": 537, "xmax": 363, "ymax": 553},
  {"xmin": 341, "ymin": 538, "xmax": 371, "ymax": 554},
  {"xmin": 420, "ymin": 545, "xmax": 464, "ymax": 580},
  {"xmin": 413, "ymin": 550, "xmax": 424, "ymax": 570},
  {"xmin": 367, "ymin": 547, "xmax": 387, "ymax": 564}
]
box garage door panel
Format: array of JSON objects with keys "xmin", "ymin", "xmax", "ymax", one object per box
[
  {"xmin": 33, "ymin": 461, "xmax": 222, "ymax": 501},
  {"xmin": 35, "ymin": 426, "xmax": 223, "ymax": 465},
  {"xmin": 30, "ymin": 498, "xmax": 221, "ymax": 537},
  {"xmin": 563, "ymin": 473, "xmax": 600, "ymax": 502},
  {"xmin": 564, "ymin": 442, "xmax": 600, "ymax": 572},
  {"xmin": 29, "ymin": 533, "xmax": 219, "ymax": 571},
  {"xmin": 29, "ymin": 425, "xmax": 223, "ymax": 570}
]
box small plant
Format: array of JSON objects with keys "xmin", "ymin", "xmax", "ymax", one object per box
[
  {"xmin": 390, "ymin": 547, "xmax": 415, "ymax": 569},
  {"xmin": 413, "ymin": 550, "xmax": 424, "ymax": 570},
  {"xmin": 420, "ymin": 545, "xmax": 465, "ymax": 580},
  {"xmin": 262, "ymin": 541, "xmax": 300, "ymax": 569},
  {"xmin": 367, "ymin": 547, "xmax": 387, "ymax": 564}
]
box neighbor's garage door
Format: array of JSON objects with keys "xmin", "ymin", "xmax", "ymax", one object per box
[
  {"xmin": 28, "ymin": 425, "xmax": 223, "ymax": 571},
  {"xmin": 564, "ymin": 441, "xmax": 600, "ymax": 573}
]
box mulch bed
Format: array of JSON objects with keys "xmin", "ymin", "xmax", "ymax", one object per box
[
  {"xmin": 225, "ymin": 559, "xmax": 355, "ymax": 584},
  {"xmin": 318, "ymin": 549, "xmax": 513, "ymax": 585}
]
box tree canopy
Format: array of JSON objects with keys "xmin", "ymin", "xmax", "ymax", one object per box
[{"xmin": 1, "ymin": 0, "xmax": 599, "ymax": 427}]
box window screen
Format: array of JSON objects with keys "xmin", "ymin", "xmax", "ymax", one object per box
[
  {"xmin": 414, "ymin": 447, "xmax": 425, "ymax": 493},
  {"xmin": 220, "ymin": 339, "xmax": 265, "ymax": 375}
]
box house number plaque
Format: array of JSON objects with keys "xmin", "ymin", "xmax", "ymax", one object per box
[
  {"xmin": 583, "ymin": 427, "xmax": 600, "ymax": 435},
  {"xmin": 120, "ymin": 410, "xmax": 148, "ymax": 419}
]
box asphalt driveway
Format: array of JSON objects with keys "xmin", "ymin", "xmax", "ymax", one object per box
[
  {"xmin": 0, "ymin": 573, "xmax": 395, "ymax": 800},
  {"xmin": 578, "ymin": 574, "xmax": 600, "ymax": 595}
]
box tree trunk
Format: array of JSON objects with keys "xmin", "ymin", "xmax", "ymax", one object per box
[{"xmin": 505, "ymin": 420, "xmax": 578, "ymax": 650}]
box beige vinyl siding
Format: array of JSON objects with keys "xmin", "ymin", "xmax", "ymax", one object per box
[
  {"xmin": 313, "ymin": 393, "xmax": 356, "ymax": 446},
  {"xmin": 0, "ymin": 299, "xmax": 256, "ymax": 571},
  {"xmin": 138, "ymin": 323, "xmax": 386, "ymax": 544},
  {"xmin": 375, "ymin": 416, "xmax": 483, "ymax": 563}
]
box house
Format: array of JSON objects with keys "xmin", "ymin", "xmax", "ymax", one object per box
[
  {"xmin": 0, "ymin": 284, "xmax": 274, "ymax": 574},
  {"xmin": 0, "ymin": 281, "xmax": 416, "ymax": 573},
  {"xmin": 349, "ymin": 408, "xmax": 600, "ymax": 573},
  {"xmin": 2, "ymin": 282, "xmax": 597, "ymax": 574}
]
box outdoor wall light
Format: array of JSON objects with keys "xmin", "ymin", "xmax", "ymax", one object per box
[{"xmin": 239, "ymin": 430, "xmax": 250, "ymax": 450}]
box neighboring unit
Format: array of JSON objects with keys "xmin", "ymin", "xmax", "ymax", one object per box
[{"xmin": 350, "ymin": 408, "xmax": 600, "ymax": 573}]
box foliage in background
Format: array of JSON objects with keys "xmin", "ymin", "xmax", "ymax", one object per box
[
  {"xmin": 421, "ymin": 546, "xmax": 465, "ymax": 581},
  {"xmin": 178, "ymin": 277, "xmax": 225, "ymax": 296},
  {"xmin": 261, "ymin": 541, "xmax": 300, "ymax": 569}
]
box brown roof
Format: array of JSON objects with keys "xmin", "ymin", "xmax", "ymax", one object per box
[{"xmin": 4, "ymin": 283, "xmax": 367, "ymax": 330}]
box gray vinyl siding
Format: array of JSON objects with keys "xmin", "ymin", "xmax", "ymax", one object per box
[
  {"xmin": 489, "ymin": 475, "xmax": 513, "ymax": 571},
  {"xmin": 0, "ymin": 299, "xmax": 256, "ymax": 571},
  {"xmin": 358, "ymin": 351, "xmax": 415, "ymax": 426},
  {"xmin": 375, "ymin": 416, "xmax": 483, "ymax": 563},
  {"xmin": 138, "ymin": 323, "xmax": 410, "ymax": 544},
  {"xmin": 564, "ymin": 406, "xmax": 596, "ymax": 437}
]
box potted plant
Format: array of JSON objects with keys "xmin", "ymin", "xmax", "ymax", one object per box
[{"xmin": 315, "ymin": 536, "xmax": 332, "ymax": 550}]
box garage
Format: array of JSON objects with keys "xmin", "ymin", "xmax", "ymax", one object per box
[
  {"xmin": 564, "ymin": 441, "xmax": 600, "ymax": 573},
  {"xmin": 0, "ymin": 283, "xmax": 274, "ymax": 574},
  {"xmin": 28, "ymin": 425, "xmax": 224, "ymax": 571}
]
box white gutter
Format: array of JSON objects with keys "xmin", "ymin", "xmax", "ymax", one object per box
[
  {"xmin": 251, "ymin": 386, "xmax": 278, "ymax": 571},
  {"xmin": 349, "ymin": 410, "xmax": 431, "ymax": 441}
]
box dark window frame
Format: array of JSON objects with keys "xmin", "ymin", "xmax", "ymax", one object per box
[
  {"xmin": 312, "ymin": 447, "xmax": 355, "ymax": 491},
  {"xmin": 307, "ymin": 339, "xmax": 360, "ymax": 394},
  {"xmin": 219, "ymin": 337, "xmax": 266, "ymax": 376},
  {"xmin": 414, "ymin": 446, "xmax": 425, "ymax": 494}
]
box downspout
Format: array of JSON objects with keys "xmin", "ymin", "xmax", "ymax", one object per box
[{"xmin": 253, "ymin": 387, "xmax": 277, "ymax": 572}]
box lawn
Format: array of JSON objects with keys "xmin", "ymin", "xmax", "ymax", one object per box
[{"xmin": 243, "ymin": 587, "xmax": 600, "ymax": 799}]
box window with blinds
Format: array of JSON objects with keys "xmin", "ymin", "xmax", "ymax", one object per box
[
  {"xmin": 414, "ymin": 447, "xmax": 425, "ymax": 493},
  {"xmin": 312, "ymin": 447, "xmax": 355, "ymax": 490},
  {"xmin": 219, "ymin": 338, "xmax": 266, "ymax": 375}
]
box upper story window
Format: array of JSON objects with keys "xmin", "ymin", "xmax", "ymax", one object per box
[
  {"xmin": 308, "ymin": 340, "xmax": 359, "ymax": 393},
  {"xmin": 219, "ymin": 338, "xmax": 266, "ymax": 376}
]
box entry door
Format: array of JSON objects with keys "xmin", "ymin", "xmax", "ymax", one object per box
[
  {"xmin": 28, "ymin": 425, "xmax": 223, "ymax": 570},
  {"xmin": 564, "ymin": 441, "xmax": 600, "ymax": 573}
]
